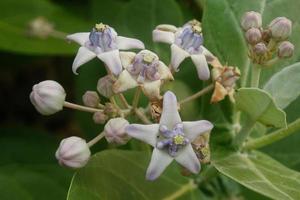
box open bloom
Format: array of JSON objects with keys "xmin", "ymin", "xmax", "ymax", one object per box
[
  {"xmin": 152, "ymin": 20, "xmax": 214, "ymax": 80},
  {"xmin": 113, "ymin": 50, "xmax": 173, "ymax": 99},
  {"xmin": 67, "ymin": 23, "xmax": 145, "ymax": 75},
  {"xmin": 126, "ymin": 91, "xmax": 213, "ymax": 180}
]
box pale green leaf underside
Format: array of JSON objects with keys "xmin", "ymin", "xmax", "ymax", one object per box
[
  {"xmin": 213, "ymin": 150, "xmax": 300, "ymax": 200},
  {"xmin": 235, "ymin": 88, "xmax": 287, "ymax": 128},
  {"xmin": 67, "ymin": 150, "xmax": 199, "ymax": 200},
  {"xmin": 264, "ymin": 62, "xmax": 300, "ymax": 109}
]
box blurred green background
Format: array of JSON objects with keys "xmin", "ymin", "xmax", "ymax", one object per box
[{"xmin": 1, "ymin": 0, "xmax": 300, "ymax": 199}]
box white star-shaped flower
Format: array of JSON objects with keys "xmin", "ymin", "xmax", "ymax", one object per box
[
  {"xmin": 125, "ymin": 91, "xmax": 213, "ymax": 180},
  {"xmin": 152, "ymin": 20, "xmax": 215, "ymax": 80},
  {"xmin": 67, "ymin": 23, "xmax": 145, "ymax": 75},
  {"xmin": 113, "ymin": 50, "xmax": 173, "ymax": 100}
]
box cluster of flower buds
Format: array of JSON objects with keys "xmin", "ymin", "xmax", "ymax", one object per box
[{"xmin": 241, "ymin": 11, "xmax": 294, "ymax": 65}]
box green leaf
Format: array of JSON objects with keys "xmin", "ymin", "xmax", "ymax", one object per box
[
  {"xmin": 0, "ymin": 0, "xmax": 90, "ymax": 55},
  {"xmin": 67, "ymin": 150, "xmax": 200, "ymax": 200},
  {"xmin": 263, "ymin": 62, "xmax": 300, "ymax": 109},
  {"xmin": 235, "ymin": 88, "xmax": 287, "ymax": 128},
  {"xmin": 212, "ymin": 149, "xmax": 300, "ymax": 200}
]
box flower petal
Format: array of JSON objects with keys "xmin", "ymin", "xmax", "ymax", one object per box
[
  {"xmin": 157, "ymin": 61, "xmax": 174, "ymax": 80},
  {"xmin": 119, "ymin": 51, "xmax": 136, "ymax": 69},
  {"xmin": 66, "ymin": 32, "xmax": 90, "ymax": 46},
  {"xmin": 152, "ymin": 30, "xmax": 175, "ymax": 44},
  {"xmin": 160, "ymin": 91, "xmax": 181, "ymax": 129},
  {"xmin": 211, "ymin": 82, "xmax": 228, "ymax": 103},
  {"xmin": 97, "ymin": 50, "xmax": 122, "ymax": 75},
  {"xmin": 175, "ymin": 144, "xmax": 200, "ymax": 174},
  {"xmin": 155, "ymin": 24, "xmax": 178, "ymax": 32},
  {"xmin": 201, "ymin": 46, "xmax": 215, "ymax": 62},
  {"xmin": 116, "ymin": 36, "xmax": 145, "ymax": 50},
  {"xmin": 170, "ymin": 44, "xmax": 190, "ymax": 71},
  {"xmin": 183, "ymin": 120, "xmax": 213, "ymax": 142},
  {"xmin": 146, "ymin": 148, "xmax": 173, "ymax": 181},
  {"xmin": 125, "ymin": 124, "xmax": 159, "ymax": 147},
  {"xmin": 142, "ymin": 80, "xmax": 162, "ymax": 100},
  {"xmin": 191, "ymin": 54, "xmax": 210, "ymax": 80},
  {"xmin": 113, "ymin": 70, "xmax": 138, "ymax": 93},
  {"xmin": 72, "ymin": 47, "xmax": 96, "ymax": 74}
]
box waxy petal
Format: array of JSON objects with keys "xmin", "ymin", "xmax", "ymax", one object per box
[
  {"xmin": 97, "ymin": 50, "xmax": 122, "ymax": 75},
  {"xmin": 116, "ymin": 36, "xmax": 145, "ymax": 50},
  {"xmin": 146, "ymin": 148, "xmax": 173, "ymax": 181},
  {"xmin": 201, "ymin": 46, "xmax": 215, "ymax": 62},
  {"xmin": 142, "ymin": 80, "xmax": 162, "ymax": 100},
  {"xmin": 152, "ymin": 30, "xmax": 175, "ymax": 44},
  {"xmin": 160, "ymin": 91, "xmax": 181, "ymax": 129},
  {"xmin": 66, "ymin": 32, "xmax": 89, "ymax": 46},
  {"xmin": 119, "ymin": 52, "xmax": 136, "ymax": 69},
  {"xmin": 170, "ymin": 44, "xmax": 190, "ymax": 71},
  {"xmin": 157, "ymin": 61, "xmax": 174, "ymax": 80},
  {"xmin": 183, "ymin": 120, "xmax": 213, "ymax": 142},
  {"xmin": 175, "ymin": 144, "xmax": 200, "ymax": 174},
  {"xmin": 155, "ymin": 24, "xmax": 178, "ymax": 33},
  {"xmin": 113, "ymin": 70, "xmax": 138, "ymax": 93},
  {"xmin": 125, "ymin": 124, "xmax": 159, "ymax": 147},
  {"xmin": 72, "ymin": 47, "xmax": 96, "ymax": 74},
  {"xmin": 191, "ymin": 54, "xmax": 210, "ymax": 80}
]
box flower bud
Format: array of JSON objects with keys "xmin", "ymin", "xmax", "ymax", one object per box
[
  {"xmin": 30, "ymin": 80, "xmax": 66, "ymax": 115},
  {"xmin": 278, "ymin": 41, "xmax": 294, "ymax": 58},
  {"xmin": 97, "ymin": 75, "xmax": 115, "ymax": 98},
  {"xmin": 104, "ymin": 118, "xmax": 130, "ymax": 144},
  {"xmin": 82, "ymin": 91, "xmax": 99, "ymax": 108},
  {"xmin": 27, "ymin": 17, "xmax": 54, "ymax": 39},
  {"xmin": 245, "ymin": 28, "xmax": 262, "ymax": 45},
  {"xmin": 55, "ymin": 136, "xmax": 91, "ymax": 169},
  {"xmin": 268, "ymin": 17, "xmax": 292, "ymax": 40},
  {"xmin": 93, "ymin": 111, "xmax": 108, "ymax": 124},
  {"xmin": 104, "ymin": 103, "xmax": 118, "ymax": 118},
  {"xmin": 241, "ymin": 11, "xmax": 262, "ymax": 31},
  {"xmin": 253, "ymin": 42, "xmax": 267, "ymax": 55}
]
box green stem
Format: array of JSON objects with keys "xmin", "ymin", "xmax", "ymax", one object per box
[
  {"xmin": 163, "ymin": 180, "xmax": 196, "ymax": 200},
  {"xmin": 244, "ymin": 118, "xmax": 300, "ymax": 150},
  {"xmin": 233, "ymin": 118, "xmax": 256, "ymax": 149},
  {"xmin": 251, "ymin": 64, "xmax": 261, "ymax": 87},
  {"xmin": 179, "ymin": 84, "xmax": 214, "ymax": 105},
  {"xmin": 87, "ymin": 132, "xmax": 105, "ymax": 147},
  {"xmin": 132, "ymin": 87, "xmax": 142, "ymax": 110}
]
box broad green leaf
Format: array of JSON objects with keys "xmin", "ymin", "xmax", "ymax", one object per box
[
  {"xmin": 212, "ymin": 150, "xmax": 300, "ymax": 200},
  {"xmin": 0, "ymin": 0, "xmax": 90, "ymax": 55},
  {"xmin": 235, "ymin": 88, "xmax": 287, "ymax": 128},
  {"xmin": 264, "ymin": 62, "xmax": 300, "ymax": 109},
  {"xmin": 67, "ymin": 150, "xmax": 200, "ymax": 200}
]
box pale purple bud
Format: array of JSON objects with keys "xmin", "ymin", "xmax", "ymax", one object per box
[
  {"xmin": 97, "ymin": 75, "xmax": 115, "ymax": 98},
  {"xmin": 254, "ymin": 42, "xmax": 267, "ymax": 55},
  {"xmin": 245, "ymin": 28, "xmax": 262, "ymax": 45},
  {"xmin": 82, "ymin": 91, "xmax": 99, "ymax": 108},
  {"xmin": 92, "ymin": 111, "xmax": 108, "ymax": 124},
  {"xmin": 104, "ymin": 118, "xmax": 130, "ymax": 144},
  {"xmin": 269, "ymin": 17, "xmax": 292, "ymax": 40},
  {"xmin": 30, "ymin": 80, "xmax": 66, "ymax": 115},
  {"xmin": 241, "ymin": 11, "xmax": 262, "ymax": 31},
  {"xmin": 278, "ymin": 41, "xmax": 294, "ymax": 58},
  {"xmin": 55, "ymin": 136, "xmax": 91, "ymax": 169}
]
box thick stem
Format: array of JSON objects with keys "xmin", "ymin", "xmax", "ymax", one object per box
[
  {"xmin": 250, "ymin": 64, "xmax": 261, "ymax": 87},
  {"xmin": 87, "ymin": 132, "xmax": 105, "ymax": 147},
  {"xmin": 233, "ymin": 118, "xmax": 256, "ymax": 149},
  {"xmin": 179, "ymin": 84, "xmax": 214, "ymax": 105},
  {"xmin": 64, "ymin": 101, "xmax": 102, "ymax": 113},
  {"xmin": 132, "ymin": 87, "xmax": 142, "ymax": 109},
  {"xmin": 163, "ymin": 180, "xmax": 196, "ymax": 200},
  {"xmin": 244, "ymin": 118, "xmax": 300, "ymax": 150}
]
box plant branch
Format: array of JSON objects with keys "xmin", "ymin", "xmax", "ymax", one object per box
[
  {"xmin": 179, "ymin": 84, "xmax": 214, "ymax": 105},
  {"xmin": 63, "ymin": 101, "xmax": 102, "ymax": 113},
  {"xmin": 250, "ymin": 64, "xmax": 261, "ymax": 87},
  {"xmin": 233, "ymin": 117, "xmax": 256, "ymax": 150},
  {"xmin": 244, "ymin": 118, "xmax": 300, "ymax": 150}
]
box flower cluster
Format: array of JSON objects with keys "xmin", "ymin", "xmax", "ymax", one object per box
[{"xmin": 241, "ymin": 11, "xmax": 294, "ymax": 65}]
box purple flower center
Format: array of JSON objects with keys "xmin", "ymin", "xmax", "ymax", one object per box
[
  {"xmin": 157, "ymin": 123, "xmax": 189, "ymax": 157},
  {"xmin": 175, "ymin": 25, "xmax": 203, "ymax": 54}
]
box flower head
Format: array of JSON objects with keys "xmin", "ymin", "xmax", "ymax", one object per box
[
  {"xmin": 30, "ymin": 80, "xmax": 66, "ymax": 115},
  {"xmin": 113, "ymin": 50, "xmax": 173, "ymax": 99},
  {"xmin": 126, "ymin": 91, "xmax": 213, "ymax": 180},
  {"xmin": 153, "ymin": 20, "xmax": 215, "ymax": 80},
  {"xmin": 67, "ymin": 23, "xmax": 145, "ymax": 75},
  {"xmin": 55, "ymin": 136, "xmax": 91, "ymax": 169}
]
